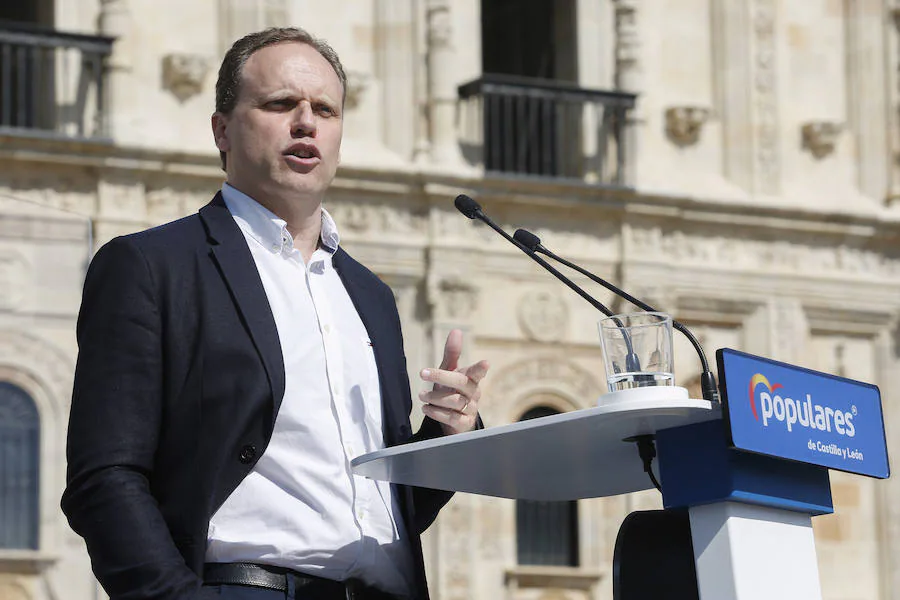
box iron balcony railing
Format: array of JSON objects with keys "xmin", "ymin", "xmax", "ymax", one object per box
[
  {"xmin": 458, "ymin": 74, "xmax": 637, "ymax": 186},
  {"xmin": 0, "ymin": 20, "xmax": 114, "ymax": 141}
]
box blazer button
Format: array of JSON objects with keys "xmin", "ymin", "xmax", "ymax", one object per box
[{"xmin": 238, "ymin": 444, "xmax": 257, "ymax": 464}]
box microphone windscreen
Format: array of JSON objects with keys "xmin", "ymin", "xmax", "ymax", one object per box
[
  {"xmin": 513, "ymin": 229, "xmax": 541, "ymax": 252},
  {"xmin": 454, "ymin": 194, "xmax": 481, "ymax": 219}
]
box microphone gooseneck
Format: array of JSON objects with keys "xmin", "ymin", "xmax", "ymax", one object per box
[
  {"xmin": 513, "ymin": 227, "xmax": 720, "ymax": 404},
  {"xmin": 453, "ymin": 195, "xmax": 614, "ymax": 317},
  {"xmin": 453, "ymin": 195, "xmax": 641, "ymax": 372}
]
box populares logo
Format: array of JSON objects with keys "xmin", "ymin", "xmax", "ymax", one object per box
[{"xmin": 747, "ymin": 372, "xmax": 856, "ymax": 437}]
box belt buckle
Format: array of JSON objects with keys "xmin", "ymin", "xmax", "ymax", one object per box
[{"xmin": 344, "ymin": 579, "xmax": 362, "ymax": 600}]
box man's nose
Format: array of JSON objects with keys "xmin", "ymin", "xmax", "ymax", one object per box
[{"xmin": 291, "ymin": 102, "xmax": 316, "ymax": 137}]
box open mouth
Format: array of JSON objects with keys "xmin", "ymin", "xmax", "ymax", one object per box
[{"xmin": 284, "ymin": 144, "xmax": 320, "ymax": 160}]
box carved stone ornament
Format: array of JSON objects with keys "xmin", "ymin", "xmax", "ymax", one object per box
[
  {"xmin": 426, "ymin": 0, "xmax": 452, "ymax": 48},
  {"xmin": 343, "ymin": 70, "xmax": 370, "ymax": 111},
  {"xmin": 517, "ymin": 290, "xmax": 569, "ymax": 342},
  {"xmin": 162, "ymin": 53, "xmax": 211, "ymax": 102},
  {"xmin": 428, "ymin": 276, "xmax": 478, "ymax": 321},
  {"xmin": 801, "ymin": 121, "xmax": 841, "ymax": 159},
  {"xmin": 665, "ymin": 106, "xmax": 709, "ymax": 147}
]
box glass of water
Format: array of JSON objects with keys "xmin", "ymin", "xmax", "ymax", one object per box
[{"xmin": 598, "ymin": 312, "xmax": 675, "ymax": 393}]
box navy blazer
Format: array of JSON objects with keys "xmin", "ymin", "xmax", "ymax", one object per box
[{"xmin": 62, "ymin": 194, "xmax": 451, "ymax": 600}]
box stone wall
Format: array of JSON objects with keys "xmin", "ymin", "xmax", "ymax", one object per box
[{"xmin": 0, "ymin": 1, "xmax": 898, "ymax": 599}]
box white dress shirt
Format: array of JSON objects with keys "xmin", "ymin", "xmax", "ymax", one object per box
[{"xmin": 206, "ymin": 184, "xmax": 414, "ymax": 598}]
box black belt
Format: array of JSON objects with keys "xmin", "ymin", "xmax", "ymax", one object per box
[{"xmin": 203, "ymin": 562, "xmax": 400, "ymax": 600}]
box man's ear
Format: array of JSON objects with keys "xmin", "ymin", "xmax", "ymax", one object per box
[{"xmin": 211, "ymin": 113, "xmax": 230, "ymax": 152}]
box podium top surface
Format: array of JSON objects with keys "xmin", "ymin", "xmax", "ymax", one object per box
[{"xmin": 351, "ymin": 392, "xmax": 721, "ymax": 501}]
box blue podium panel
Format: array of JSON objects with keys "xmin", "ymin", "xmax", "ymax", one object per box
[{"xmin": 717, "ymin": 348, "xmax": 889, "ymax": 479}]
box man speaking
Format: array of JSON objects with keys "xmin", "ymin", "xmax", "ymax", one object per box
[{"xmin": 62, "ymin": 27, "xmax": 488, "ymax": 600}]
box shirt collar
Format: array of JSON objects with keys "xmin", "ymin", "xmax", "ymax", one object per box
[{"xmin": 221, "ymin": 183, "xmax": 341, "ymax": 255}]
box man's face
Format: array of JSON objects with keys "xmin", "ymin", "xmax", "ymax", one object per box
[{"xmin": 212, "ymin": 42, "xmax": 343, "ymax": 206}]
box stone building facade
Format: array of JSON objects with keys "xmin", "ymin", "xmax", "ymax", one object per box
[{"xmin": 0, "ymin": 1, "xmax": 899, "ymax": 599}]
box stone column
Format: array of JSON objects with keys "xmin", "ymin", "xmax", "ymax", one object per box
[
  {"xmin": 875, "ymin": 319, "xmax": 900, "ymax": 600},
  {"xmin": 749, "ymin": 0, "xmax": 780, "ymax": 196},
  {"xmin": 846, "ymin": 0, "xmax": 889, "ymax": 202},
  {"xmin": 886, "ymin": 3, "xmax": 900, "ymax": 206},
  {"xmin": 97, "ymin": 0, "xmax": 133, "ymax": 140},
  {"xmin": 218, "ymin": 0, "xmax": 288, "ymax": 53},
  {"xmin": 426, "ymin": 273, "xmax": 478, "ymax": 364},
  {"xmin": 711, "ymin": 0, "xmax": 780, "ymax": 195},
  {"xmin": 742, "ymin": 299, "xmax": 809, "ymax": 365},
  {"xmin": 425, "ymin": 0, "xmax": 463, "ymax": 166},
  {"xmin": 375, "ymin": 0, "xmax": 417, "ymax": 160},
  {"xmin": 711, "ymin": 0, "xmax": 754, "ymax": 191},
  {"xmin": 613, "ymin": 0, "xmax": 641, "ymax": 186},
  {"xmin": 424, "ymin": 272, "xmax": 479, "ymax": 600}
]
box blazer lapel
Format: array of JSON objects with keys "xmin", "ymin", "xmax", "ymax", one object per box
[
  {"xmin": 199, "ymin": 193, "xmax": 286, "ymax": 420},
  {"xmin": 334, "ymin": 248, "xmax": 405, "ymax": 445}
]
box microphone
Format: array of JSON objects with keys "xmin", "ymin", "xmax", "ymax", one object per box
[
  {"xmin": 454, "ymin": 195, "xmax": 641, "ymax": 372},
  {"xmin": 513, "ymin": 228, "xmax": 720, "ymax": 403}
]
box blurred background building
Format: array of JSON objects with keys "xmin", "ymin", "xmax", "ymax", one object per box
[{"xmin": 1, "ymin": 1, "xmax": 899, "ymax": 599}]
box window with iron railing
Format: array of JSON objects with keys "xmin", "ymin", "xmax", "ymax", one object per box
[
  {"xmin": 0, "ymin": 381, "xmax": 40, "ymax": 550},
  {"xmin": 515, "ymin": 405, "xmax": 579, "ymax": 567},
  {"xmin": 458, "ymin": 74, "xmax": 636, "ymax": 187},
  {"xmin": 0, "ymin": 19, "xmax": 114, "ymax": 141}
]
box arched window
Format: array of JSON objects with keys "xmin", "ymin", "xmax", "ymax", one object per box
[
  {"xmin": 0, "ymin": 382, "xmax": 40, "ymax": 549},
  {"xmin": 516, "ymin": 405, "xmax": 578, "ymax": 566}
]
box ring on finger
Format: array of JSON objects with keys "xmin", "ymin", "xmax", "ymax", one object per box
[{"xmin": 461, "ymin": 399, "xmax": 470, "ymax": 414}]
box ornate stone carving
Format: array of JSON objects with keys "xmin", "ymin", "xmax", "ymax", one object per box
[
  {"xmin": 426, "ymin": 0, "xmax": 452, "ymax": 49},
  {"xmin": 343, "ymin": 70, "xmax": 370, "ymax": 111},
  {"xmin": 490, "ymin": 358, "xmax": 600, "ymax": 410},
  {"xmin": 326, "ymin": 201, "xmax": 427, "ymax": 237},
  {"xmin": 517, "ymin": 291, "xmax": 569, "ymax": 342},
  {"xmin": 627, "ymin": 226, "xmax": 900, "ymax": 277},
  {"xmin": 664, "ymin": 107, "xmax": 710, "ymax": 147},
  {"xmin": 427, "ymin": 276, "xmax": 478, "ymax": 322},
  {"xmin": 613, "ymin": 0, "xmax": 640, "ymax": 80},
  {"xmin": 0, "ymin": 169, "xmax": 96, "ymax": 217},
  {"xmin": 162, "ymin": 54, "xmax": 211, "ymax": 102},
  {"xmin": 801, "ymin": 122, "xmax": 842, "ymax": 159},
  {"xmin": 753, "ymin": 0, "xmax": 779, "ymax": 193},
  {"xmin": 0, "ymin": 330, "xmax": 75, "ymax": 405}
]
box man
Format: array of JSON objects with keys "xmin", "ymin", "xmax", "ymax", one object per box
[{"xmin": 62, "ymin": 27, "xmax": 488, "ymax": 600}]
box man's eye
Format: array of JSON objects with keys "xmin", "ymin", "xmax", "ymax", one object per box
[
  {"xmin": 316, "ymin": 104, "xmax": 336, "ymax": 116},
  {"xmin": 267, "ymin": 99, "xmax": 294, "ymax": 110}
]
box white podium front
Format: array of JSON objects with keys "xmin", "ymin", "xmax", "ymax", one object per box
[{"xmin": 352, "ymin": 393, "xmax": 718, "ymax": 500}]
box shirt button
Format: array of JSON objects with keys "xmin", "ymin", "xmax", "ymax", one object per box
[
  {"xmin": 323, "ymin": 324, "xmax": 331, "ymax": 334},
  {"xmin": 238, "ymin": 444, "xmax": 257, "ymax": 464}
]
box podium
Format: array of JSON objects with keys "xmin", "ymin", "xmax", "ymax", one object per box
[{"xmin": 351, "ymin": 349, "xmax": 889, "ymax": 600}]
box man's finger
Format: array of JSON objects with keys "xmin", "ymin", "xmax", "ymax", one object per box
[
  {"xmin": 420, "ymin": 368, "xmax": 474, "ymax": 395},
  {"xmin": 465, "ymin": 360, "xmax": 490, "ymax": 384},
  {"xmin": 440, "ymin": 328, "xmax": 463, "ymax": 372},
  {"xmin": 421, "ymin": 403, "xmax": 477, "ymax": 434},
  {"xmin": 418, "ymin": 390, "xmax": 468, "ymax": 412}
]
